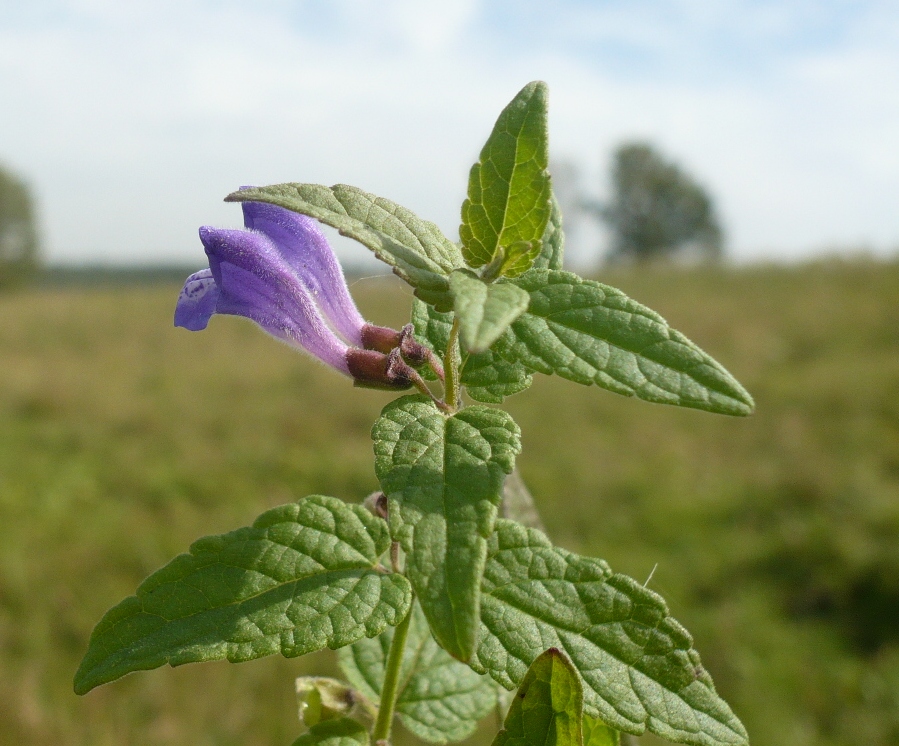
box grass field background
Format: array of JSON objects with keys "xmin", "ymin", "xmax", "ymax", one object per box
[{"xmin": 1, "ymin": 260, "xmax": 898, "ymax": 745}]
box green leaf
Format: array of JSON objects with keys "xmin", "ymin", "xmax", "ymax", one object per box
[
  {"xmin": 416, "ymin": 255, "xmax": 755, "ymax": 416},
  {"xmin": 471, "ymin": 520, "xmax": 748, "ymax": 746},
  {"xmin": 460, "ymin": 81, "xmax": 551, "ymax": 274},
  {"xmin": 449, "ymin": 269, "xmax": 531, "ymax": 353},
  {"xmin": 492, "ymin": 648, "xmax": 583, "ymax": 746},
  {"xmin": 493, "ymin": 269, "xmax": 754, "ymax": 416},
  {"xmin": 531, "ymin": 194, "xmax": 564, "ymax": 271},
  {"xmin": 582, "ymin": 716, "xmax": 621, "ymax": 746},
  {"xmin": 227, "ymin": 184, "xmax": 463, "ymax": 310},
  {"xmin": 411, "ymin": 299, "xmax": 533, "ymax": 403},
  {"xmin": 291, "ymin": 718, "xmax": 369, "ymax": 746},
  {"xmin": 460, "ymin": 351, "xmax": 534, "ymax": 403},
  {"xmin": 372, "ymin": 396, "xmax": 521, "ymax": 660},
  {"xmin": 74, "ymin": 495, "xmax": 412, "ymax": 695},
  {"xmin": 338, "ymin": 601, "xmax": 498, "ymax": 744}
]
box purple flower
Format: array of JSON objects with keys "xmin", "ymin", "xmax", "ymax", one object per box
[
  {"xmin": 175, "ymin": 199, "xmax": 423, "ymax": 387},
  {"xmin": 175, "ymin": 199, "xmax": 365, "ymax": 373}
]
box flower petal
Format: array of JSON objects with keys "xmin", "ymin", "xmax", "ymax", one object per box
[
  {"xmin": 174, "ymin": 269, "xmax": 219, "ymax": 331},
  {"xmin": 241, "ymin": 200, "xmax": 365, "ymax": 346},
  {"xmin": 199, "ymin": 226, "xmax": 351, "ymax": 374}
]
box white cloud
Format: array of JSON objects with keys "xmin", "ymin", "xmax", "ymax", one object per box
[{"xmin": 0, "ymin": 0, "xmax": 897, "ymax": 266}]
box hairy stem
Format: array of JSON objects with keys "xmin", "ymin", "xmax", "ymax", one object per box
[
  {"xmin": 443, "ymin": 317, "xmax": 461, "ymax": 411},
  {"xmin": 372, "ymin": 606, "xmax": 413, "ymax": 743}
]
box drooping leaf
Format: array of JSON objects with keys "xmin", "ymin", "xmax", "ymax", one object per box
[
  {"xmin": 74, "ymin": 495, "xmax": 412, "ymax": 695},
  {"xmin": 411, "ymin": 299, "xmax": 533, "ymax": 403},
  {"xmin": 492, "ymin": 269, "xmax": 754, "ymax": 416},
  {"xmin": 227, "ymin": 184, "xmax": 463, "ymax": 310},
  {"xmin": 582, "ymin": 716, "xmax": 621, "ymax": 746},
  {"xmin": 449, "ymin": 269, "xmax": 530, "ymax": 353},
  {"xmin": 372, "ymin": 396, "xmax": 521, "ymax": 660},
  {"xmin": 338, "ymin": 601, "xmax": 497, "ymax": 744},
  {"xmin": 492, "ymin": 648, "xmax": 582, "ymax": 746},
  {"xmin": 291, "ymin": 718, "xmax": 369, "ymax": 746},
  {"xmin": 472, "ymin": 520, "xmax": 749, "ymax": 746},
  {"xmin": 460, "ymin": 81, "xmax": 551, "ymax": 274},
  {"xmin": 531, "ymin": 193, "xmax": 564, "ymax": 271}
]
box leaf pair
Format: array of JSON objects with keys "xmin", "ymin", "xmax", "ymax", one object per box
[{"xmin": 72, "ymin": 488, "xmax": 748, "ymax": 746}]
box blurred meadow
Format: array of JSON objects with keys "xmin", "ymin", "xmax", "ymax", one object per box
[{"xmin": 2, "ymin": 259, "xmax": 899, "ymax": 746}]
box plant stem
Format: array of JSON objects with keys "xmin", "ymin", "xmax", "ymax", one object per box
[
  {"xmin": 443, "ymin": 317, "xmax": 461, "ymax": 411},
  {"xmin": 371, "ymin": 607, "xmax": 413, "ymax": 743}
]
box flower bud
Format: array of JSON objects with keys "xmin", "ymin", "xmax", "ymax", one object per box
[
  {"xmin": 360, "ymin": 324, "xmax": 403, "ymax": 354},
  {"xmin": 345, "ymin": 349, "xmax": 414, "ymax": 390}
]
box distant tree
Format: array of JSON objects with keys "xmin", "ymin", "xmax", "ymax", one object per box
[
  {"xmin": 599, "ymin": 142, "xmax": 723, "ymax": 263},
  {"xmin": 0, "ymin": 164, "xmax": 39, "ymax": 288}
]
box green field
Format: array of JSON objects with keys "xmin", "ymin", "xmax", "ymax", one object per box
[{"xmin": 1, "ymin": 260, "xmax": 898, "ymax": 746}]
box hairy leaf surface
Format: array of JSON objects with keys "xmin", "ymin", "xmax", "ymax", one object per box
[
  {"xmin": 411, "ymin": 299, "xmax": 533, "ymax": 403},
  {"xmin": 472, "ymin": 520, "xmax": 748, "ymax": 746},
  {"xmin": 227, "ymin": 184, "xmax": 463, "ymax": 310},
  {"xmin": 372, "ymin": 396, "xmax": 521, "ymax": 660},
  {"xmin": 413, "ymin": 262, "xmax": 753, "ymax": 415},
  {"xmin": 449, "ymin": 269, "xmax": 530, "ymax": 353},
  {"xmin": 531, "ymin": 194, "xmax": 564, "ymax": 271},
  {"xmin": 493, "ymin": 270, "xmax": 753, "ymax": 415},
  {"xmin": 339, "ymin": 602, "xmax": 497, "ymax": 743},
  {"xmin": 460, "ymin": 81, "xmax": 551, "ymax": 274},
  {"xmin": 492, "ymin": 648, "xmax": 582, "ymax": 746},
  {"xmin": 74, "ymin": 495, "xmax": 411, "ymax": 694}
]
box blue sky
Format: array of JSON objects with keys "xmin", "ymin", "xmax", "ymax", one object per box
[{"xmin": 1, "ymin": 0, "xmax": 897, "ymax": 266}]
